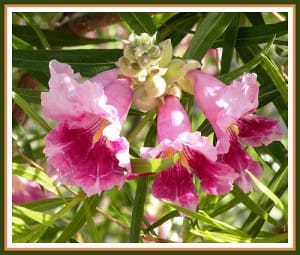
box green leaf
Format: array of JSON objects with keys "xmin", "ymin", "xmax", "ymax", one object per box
[
  {"xmin": 13, "ymin": 49, "xmax": 122, "ymax": 77},
  {"xmin": 55, "ymin": 194, "xmax": 101, "ymax": 242},
  {"xmin": 244, "ymin": 12, "xmax": 265, "ymax": 25},
  {"xmin": 12, "ymin": 117, "xmax": 34, "ymax": 159},
  {"xmin": 13, "ymin": 205, "xmax": 52, "ymax": 226},
  {"xmin": 231, "ymin": 185, "xmax": 283, "ymax": 229},
  {"xmin": 218, "ymin": 36, "xmax": 275, "ymax": 84},
  {"xmin": 170, "ymin": 203, "xmax": 249, "ymax": 237},
  {"xmin": 12, "ymin": 91, "xmax": 51, "ymax": 132},
  {"xmin": 17, "ymin": 12, "xmax": 51, "ymax": 49},
  {"xmin": 220, "ymin": 14, "xmax": 240, "ymax": 74},
  {"xmin": 213, "ymin": 21, "xmax": 288, "ymax": 48},
  {"xmin": 12, "ymin": 34, "xmax": 34, "ymax": 50},
  {"xmin": 23, "ymin": 197, "xmax": 73, "ymax": 212},
  {"xmin": 131, "ymin": 153, "xmax": 179, "ymax": 174},
  {"xmin": 120, "ymin": 13, "xmax": 157, "ymax": 35},
  {"xmin": 184, "ymin": 13, "xmax": 235, "ymax": 60},
  {"xmin": 13, "ymin": 88, "xmax": 43, "ymax": 104},
  {"xmin": 13, "ymin": 224, "xmax": 47, "ymax": 243},
  {"xmin": 145, "ymin": 210, "xmax": 180, "ymax": 232},
  {"xmin": 129, "ymin": 177, "xmax": 149, "ymax": 242},
  {"xmin": 260, "ymin": 53, "xmax": 288, "ymax": 105},
  {"xmin": 246, "ymin": 170, "xmax": 287, "ymax": 218},
  {"xmin": 13, "ymin": 24, "xmax": 115, "ymax": 48},
  {"xmin": 12, "ymin": 162, "xmax": 59, "ymax": 195},
  {"xmin": 83, "ymin": 198, "xmax": 102, "ymax": 242},
  {"xmin": 191, "ymin": 229, "xmax": 288, "ymax": 243},
  {"xmin": 158, "ymin": 13, "xmax": 200, "ymax": 46}
]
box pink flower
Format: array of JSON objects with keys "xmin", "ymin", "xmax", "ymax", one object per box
[
  {"xmin": 12, "ymin": 175, "xmax": 47, "ymax": 204},
  {"xmin": 217, "ymin": 134, "xmax": 262, "ymax": 192},
  {"xmin": 189, "ymin": 71, "xmax": 282, "ymax": 153},
  {"xmin": 42, "ymin": 60, "xmax": 133, "ymax": 196},
  {"xmin": 141, "ymin": 96, "xmax": 238, "ymax": 210},
  {"xmin": 188, "ymin": 71, "xmax": 282, "ymax": 192}
]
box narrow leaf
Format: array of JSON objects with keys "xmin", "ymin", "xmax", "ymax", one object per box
[
  {"xmin": 120, "ymin": 13, "xmax": 156, "ymax": 35},
  {"xmin": 231, "ymin": 185, "xmax": 283, "ymax": 228},
  {"xmin": 12, "ymin": 91, "xmax": 51, "ymax": 132},
  {"xmin": 246, "ymin": 170, "xmax": 287, "ymax": 218},
  {"xmin": 129, "ymin": 177, "xmax": 149, "ymax": 242},
  {"xmin": 170, "ymin": 203, "xmax": 249, "ymax": 237},
  {"xmin": 13, "ymin": 88, "xmax": 42, "ymax": 104},
  {"xmin": 83, "ymin": 198, "xmax": 101, "ymax": 242},
  {"xmin": 23, "ymin": 197, "xmax": 73, "ymax": 212},
  {"xmin": 13, "ymin": 205, "xmax": 52, "ymax": 226},
  {"xmin": 184, "ymin": 13, "xmax": 235, "ymax": 60},
  {"xmin": 12, "ymin": 162, "xmax": 59, "ymax": 195}
]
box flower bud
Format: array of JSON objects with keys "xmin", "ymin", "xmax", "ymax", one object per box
[
  {"xmin": 177, "ymin": 77, "xmax": 194, "ymax": 95},
  {"xmin": 158, "ymin": 39, "xmax": 173, "ymax": 67},
  {"xmin": 133, "ymin": 87, "xmax": 159, "ymax": 111},
  {"xmin": 137, "ymin": 54, "xmax": 151, "ymax": 68},
  {"xmin": 166, "ymin": 84, "xmax": 182, "ymax": 98},
  {"xmin": 164, "ymin": 59, "xmax": 186, "ymax": 83},
  {"xmin": 148, "ymin": 45, "xmax": 161, "ymax": 59},
  {"xmin": 124, "ymin": 44, "xmax": 137, "ymax": 61},
  {"xmin": 184, "ymin": 59, "xmax": 201, "ymax": 72},
  {"xmin": 144, "ymin": 75, "xmax": 167, "ymax": 97}
]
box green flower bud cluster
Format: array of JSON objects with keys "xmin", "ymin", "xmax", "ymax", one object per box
[{"xmin": 117, "ymin": 32, "xmax": 201, "ymax": 111}]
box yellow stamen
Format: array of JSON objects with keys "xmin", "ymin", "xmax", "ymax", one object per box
[
  {"xmin": 93, "ymin": 120, "xmax": 109, "ymax": 144},
  {"xmin": 179, "ymin": 152, "xmax": 189, "ymax": 168},
  {"xmin": 229, "ymin": 123, "xmax": 239, "ymax": 135}
]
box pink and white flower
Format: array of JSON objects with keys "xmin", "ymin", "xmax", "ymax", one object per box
[
  {"xmin": 141, "ymin": 95, "xmax": 238, "ymax": 210},
  {"xmin": 188, "ymin": 71, "xmax": 282, "ymax": 192},
  {"xmin": 41, "ymin": 60, "xmax": 133, "ymax": 196}
]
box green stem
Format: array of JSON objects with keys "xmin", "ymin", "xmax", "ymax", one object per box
[
  {"xmin": 129, "ymin": 177, "xmax": 149, "ymax": 242},
  {"xmin": 127, "ymin": 110, "xmax": 155, "ymax": 143}
]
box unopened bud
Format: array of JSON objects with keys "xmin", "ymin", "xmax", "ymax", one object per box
[
  {"xmin": 148, "ymin": 45, "xmax": 161, "ymax": 59},
  {"xmin": 158, "ymin": 39, "xmax": 173, "ymax": 67},
  {"xmin": 166, "ymin": 84, "xmax": 182, "ymax": 98},
  {"xmin": 137, "ymin": 54, "xmax": 151, "ymax": 68},
  {"xmin": 124, "ymin": 45, "xmax": 137, "ymax": 61},
  {"xmin": 184, "ymin": 59, "xmax": 201, "ymax": 72},
  {"xmin": 133, "ymin": 87, "xmax": 159, "ymax": 111},
  {"xmin": 144, "ymin": 76, "xmax": 167, "ymax": 97},
  {"xmin": 177, "ymin": 77, "xmax": 194, "ymax": 95},
  {"xmin": 164, "ymin": 59, "xmax": 186, "ymax": 82}
]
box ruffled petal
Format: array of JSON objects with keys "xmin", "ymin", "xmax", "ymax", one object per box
[
  {"xmin": 218, "ymin": 134, "xmax": 262, "ymax": 193},
  {"xmin": 184, "ymin": 147, "xmax": 238, "ymax": 195},
  {"xmin": 237, "ymin": 114, "xmax": 283, "ymax": 147},
  {"xmin": 152, "ymin": 163, "xmax": 199, "ymax": 210},
  {"xmin": 189, "ymin": 70, "xmax": 259, "ymax": 153},
  {"xmin": 91, "ymin": 69, "xmax": 133, "ymax": 124},
  {"xmin": 41, "ymin": 60, "xmax": 119, "ymax": 128},
  {"xmin": 157, "ymin": 95, "xmax": 192, "ymax": 142},
  {"xmin": 43, "ymin": 122, "xmax": 130, "ymax": 196}
]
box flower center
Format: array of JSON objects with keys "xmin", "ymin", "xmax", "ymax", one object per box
[
  {"xmin": 229, "ymin": 123, "xmax": 239, "ymax": 135},
  {"xmin": 93, "ymin": 120, "xmax": 110, "ymax": 144}
]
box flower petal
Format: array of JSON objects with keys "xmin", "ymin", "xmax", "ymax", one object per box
[
  {"xmin": 189, "ymin": 71, "xmax": 259, "ymax": 153},
  {"xmin": 157, "ymin": 95, "xmax": 192, "ymax": 142},
  {"xmin": 184, "ymin": 147, "xmax": 238, "ymax": 195},
  {"xmin": 152, "ymin": 163, "xmax": 199, "ymax": 211},
  {"xmin": 43, "ymin": 122, "xmax": 130, "ymax": 196},
  {"xmin": 41, "ymin": 60, "xmax": 119, "ymax": 128},
  {"xmin": 218, "ymin": 134, "xmax": 262, "ymax": 193},
  {"xmin": 237, "ymin": 114, "xmax": 283, "ymax": 146},
  {"xmin": 91, "ymin": 68, "xmax": 133, "ymax": 124}
]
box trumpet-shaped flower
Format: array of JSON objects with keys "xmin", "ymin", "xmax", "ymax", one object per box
[
  {"xmin": 141, "ymin": 96, "xmax": 238, "ymax": 210},
  {"xmin": 42, "ymin": 60, "xmax": 133, "ymax": 196},
  {"xmin": 188, "ymin": 71, "xmax": 282, "ymax": 191},
  {"xmin": 189, "ymin": 71, "xmax": 282, "ymax": 153}
]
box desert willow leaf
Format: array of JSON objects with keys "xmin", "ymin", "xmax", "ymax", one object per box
[
  {"xmin": 170, "ymin": 203, "xmax": 249, "ymax": 237},
  {"xmin": 120, "ymin": 13, "xmax": 157, "ymax": 35},
  {"xmin": 12, "ymin": 91, "xmax": 51, "ymax": 132},
  {"xmin": 12, "ymin": 162, "xmax": 59, "ymax": 195},
  {"xmin": 247, "ymin": 170, "xmax": 287, "ymax": 218}
]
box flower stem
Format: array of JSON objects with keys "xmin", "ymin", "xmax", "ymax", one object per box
[
  {"xmin": 127, "ymin": 110, "xmax": 155, "ymax": 143},
  {"xmin": 129, "ymin": 176, "xmax": 149, "ymax": 242}
]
